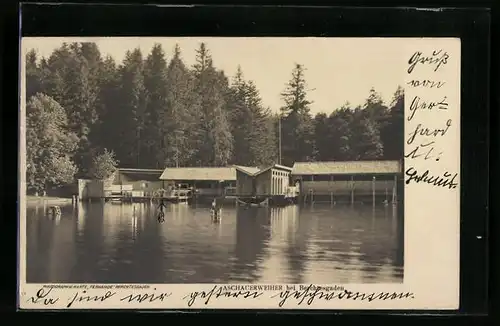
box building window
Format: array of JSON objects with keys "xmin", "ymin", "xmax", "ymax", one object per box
[{"xmin": 142, "ymin": 183, "xmax": 148, "ymax": 188}]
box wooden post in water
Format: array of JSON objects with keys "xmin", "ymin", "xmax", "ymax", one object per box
[
  {"xmin": 330, "ymin": 174, "xmax": 334, "ymax": 207},
  {"xmin": 385, "ymin": 181, "xmax": 388, "ymax": 203},
  {"xmin": 310, "ymin": 175, "xmax": 314, "ymax": 205},
  {"xmin": 392, "ymin": 175, "xmax": 398, "ymax": 205},
  {"xmin": 372, "ymin": 176, "xmax": 376, "ymax": 207},
  {"xmin": 350, "ymin": 175, "xmax": 354, "ymax": 205}
]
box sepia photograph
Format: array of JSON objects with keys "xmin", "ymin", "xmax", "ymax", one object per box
[{"xmin": 22, "ymin": 37, "xmax": 406, "ymax": 285}]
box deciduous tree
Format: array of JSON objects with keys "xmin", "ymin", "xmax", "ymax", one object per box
[
  {"xmin": 26, "ymin": 93, "xmax": 78, "ymax": 192},
  {"xmin": 88, "ymin": 148, "xmax": 119, "ymax": 180}
]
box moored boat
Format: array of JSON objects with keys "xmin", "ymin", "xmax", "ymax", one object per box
[{"xmin": 236, "ymin": 196, "xmax": 269, "ymax": 207}]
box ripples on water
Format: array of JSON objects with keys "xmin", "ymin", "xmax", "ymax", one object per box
[{"xmin": 26, "ymin": 201, "xmax": 404, "ymax": 284}]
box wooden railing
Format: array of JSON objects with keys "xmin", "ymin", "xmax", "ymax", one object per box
[{"xmin": 301, "ymin": 180, "xmax": 396, "ymax": 195}]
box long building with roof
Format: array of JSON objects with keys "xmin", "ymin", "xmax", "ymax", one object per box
[
  {"xmin": 291, "ymin": 160, "xmax": 403, "ymax": 204},
  {"xmin": 159, "ymin": 166, "xmax": 256, "ymax": 197},
  {"xmin": 78, "ymin": 161, "xmax": 403, "ymax": 206}
]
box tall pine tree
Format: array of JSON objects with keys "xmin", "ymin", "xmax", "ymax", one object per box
[
  {"xmin": 25, "ymin": 49, "xmax": 42, "ymax": 99},
  {"xmin": 244, "ymin": 81, "xmax": 277, "ymax": 166},
  {"xmin": 116, "ymin": 48, "xmax": 148, "ymax": 167},
  {"xmin": 93, "ymin": 55, "xmax": 120, "ymax": 156},
  {"xmin": 383, "ymin": 86, "xmax": 404, "ymax": 160},
  {"xmin": 143, "ymin": 44, "xmax": 169, "ymax": 168},
  {"xmin": 280, "ymin": 63, "xmax": 315, "ymax": 166},
  {"xmin": 227, "ymin": 66, "xmax": 256, "ymax": 165},
  {"xmin": 328, "ymin": 104, "xmax": 354, "ymax": 161},
  {"xmin": 164, "ymin": 44, "xmax": 201, "ymax": 167},
  {"xmin": 192, "ymin": 43, "xmax": 233, "ymax": 166}
]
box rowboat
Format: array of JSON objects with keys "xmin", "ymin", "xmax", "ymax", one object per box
[{"xmin": 236, "ymin": 197, "xmax": 269, "ymax": 207}]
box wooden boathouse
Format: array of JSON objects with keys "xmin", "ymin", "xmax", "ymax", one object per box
[
  {"xmin": 109, "ymin": 168, "xmax": 164, "ymax": 192},
  {"xmin": 291, "ymin": 160, "xmax": 403, "ymax": 205},
  {"xmin": 78, "ymin": 168, "xmax": 165, "ymax": 201},
  {"xmin": 159, "ymin": 167, "xmax": 240, "ymax": 198},
  {"xmin": 235, "ymin": 164, "xmax": 299, "ymax": 206}
]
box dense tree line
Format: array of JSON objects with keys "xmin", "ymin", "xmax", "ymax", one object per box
[{"xmin": 25, "ymin": 42, "xmax": 403, "ymax": 193}]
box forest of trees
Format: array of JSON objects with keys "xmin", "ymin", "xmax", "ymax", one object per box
[{"xmin": 25, "ymin": 42, "xmax": 404, "ymax": 193}]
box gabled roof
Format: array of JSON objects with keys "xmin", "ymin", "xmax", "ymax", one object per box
[
  {"xmin": 160, "ymin": 167, "xmax": 237, "ymax": 181},
  {"xmin": 291, "ymin": 160, "xmax": 402, "ymax": 175},
  {"xmin": 234, "ymin": 165, "xmax": 261, "ymax": 175},
  {"xmin": 235, "ymin": 164, "xmax": 293, "ymax": 177}
]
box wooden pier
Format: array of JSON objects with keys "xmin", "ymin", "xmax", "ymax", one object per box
[
  {"xmin": 98, "ymin": 186, "xmax": 194, "ymax": 203},
  {"xmin": 101, "ymin": 195, "xmax": 189, "ymax": 203}
]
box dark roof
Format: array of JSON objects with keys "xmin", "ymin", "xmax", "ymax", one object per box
[
  {"xmin": 118, "ymin": 168, "xmax": 164, "ymax": 174},
  {"xmin": 117, "ymin": 168, "xmax": 163, "ymax": 182}
]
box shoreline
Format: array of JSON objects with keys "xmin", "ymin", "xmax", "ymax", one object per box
[{"xmin": 26, "ymin": 196, "xmax": 73, "ymax": 206}]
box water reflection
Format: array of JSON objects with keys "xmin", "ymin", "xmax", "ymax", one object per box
[
  {"xmin": 26, "ymin": 201, "xmax": 404, "ymax": 284},
  {"xmin": 231, "ymin": 206, "xmax": 270, "ymax": 282}
]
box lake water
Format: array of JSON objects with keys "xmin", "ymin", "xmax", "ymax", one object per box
[{"xmin": 25, "ymin": 201, "xmax": 404, "ymax": 284}]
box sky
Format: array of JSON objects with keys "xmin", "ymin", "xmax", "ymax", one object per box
[{"xmin": 22, "ymin": 37, "xmax": 407, "ymax": 115}]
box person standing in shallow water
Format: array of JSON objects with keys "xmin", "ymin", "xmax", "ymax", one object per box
[
  {"xmin": 157, "ymin": 199, "xmax": 167, "ymax": 223},
  {"xmin": 211, "ymin": 197, "xmax": 221, "ymax": 220}
]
